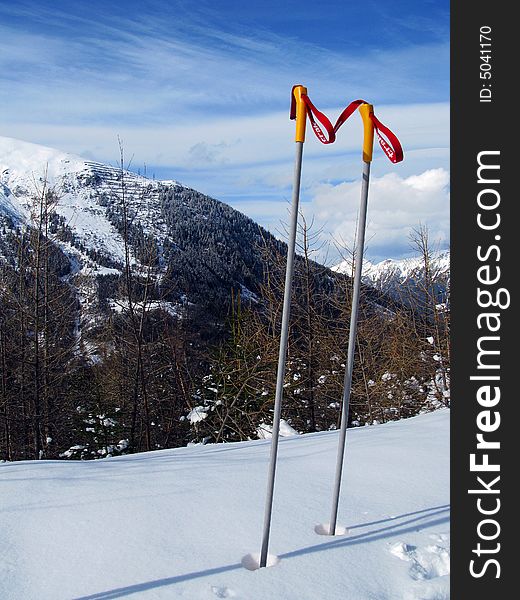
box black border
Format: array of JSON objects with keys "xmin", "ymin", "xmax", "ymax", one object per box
[{"xmin": 451, "ymin": 2, "xmax": 514, "ymax": 596}]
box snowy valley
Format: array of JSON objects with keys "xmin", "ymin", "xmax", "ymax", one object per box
[{"xmin": 0, "ymin": 138, "xmax": 451, "ymax": 600}]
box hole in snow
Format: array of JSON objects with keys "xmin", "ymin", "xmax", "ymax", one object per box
[
  {"xmin": 241, "ymin": 552, "xmax": 280, "ymax": 571},
  {"xmin": 314, "ymin": 523, "xmax": 349, "ymax": 536}
]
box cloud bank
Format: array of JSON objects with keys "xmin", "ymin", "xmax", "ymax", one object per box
[{"xmin": 305, "ymin": 168, "xmax": 450, "ymax": 262}]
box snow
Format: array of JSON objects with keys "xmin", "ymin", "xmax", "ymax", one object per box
[
  {"xmin": 0, "ymin": 136, "xmax": 87, "ymax": 187},
  {"xmin": 241, "ymin": 553, "xmax": 280, "ymax": 571},
  {"xmin": 0, "ymin": 182, "xmax": 27, "ymax": 222},
  {"xmin": 0, "ymin": 410, "xmax": 450, "ymax": 599},
  {"xmin": 58, "ymin": 444, "xmax": 86, "ymax": 458},
  {"xmin": 256, "ymin": 419, "xmax": 299, "ymax": 439},
  {"xmin": 314, "ymin": 523, "xmax": 349, "ymax": 536},
  {"xmin": 108, "ymin": 299, "xmax": 183, "ymax": 318},
  {"xmin": 0, "ymin": 136, "xmax": 126, "ymax": 263},
  {"xmin": 187, "ymin": 406, "xmax": 209, "ymax": 424},
  {"xmin": 0, "ymin": 136, "xmax": 186, "ymax": 269},
  {"xmin": 332, "ymin": 251, "xmax": 450, "ymax": 287}
]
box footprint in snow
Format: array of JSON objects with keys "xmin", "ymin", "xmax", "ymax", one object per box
[
  {"xmin": 428, "ymin": 532, "xmax": 449, "ymax": 544},
  {"xmin": 389, "ymin": 540, "xmax": 450, "ymax": 581},
  {"xmin": 211, "ymin": 585, "xmax": 236, "ymax": 598}
]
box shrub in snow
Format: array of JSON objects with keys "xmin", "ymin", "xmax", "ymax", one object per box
[
  {"xmin": 186, "ymin": 406, "xmax": 208, "ymax": 424},
  {"xmin": 59, "ymin": 445, "xmax": 87, "ymax": 459},
  {"xmin": 62, "ymin": 404, "xmax": 128, "ymax": 460},
  {"xmin": 256, "ymin": 419, "xmax": 299, "ymax": 440}
]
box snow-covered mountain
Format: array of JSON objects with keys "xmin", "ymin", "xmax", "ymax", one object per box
[
  {"xmin": 1, "ymin": 136, "xmax": 285, "ymax": 317},
  {"xmin": 1, "ymin": 137, "xmax": 447, "ymax": 464},
  {"xmin": 332, "ymin": 251, "xmax": 450, "ymax": 307},
  {"xmin": 0, "ymin": 409, "xmax": 450, "ymax": 600},
  {"xmin": 2, "ymin": 135, "xmax": 295, "ymax": 371},
  {"xmin": 1, "ymin": 136, "xmax": 397, "ymax": 321},
  {"xmin": 0, "ymin": 136, "xmax": 180, "ymax": 271}
]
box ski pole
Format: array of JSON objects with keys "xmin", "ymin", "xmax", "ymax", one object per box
[
  {"xmin": 328, "ymin": 103, "xmax": 375, "ymax": 536},
  {"xmin": 259, "ymin": 84, "xmax": 307, "ymax": 568}
]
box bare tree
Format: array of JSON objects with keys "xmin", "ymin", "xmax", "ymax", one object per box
[{"xmin": 410, "ymin": 225, "xmax": 450, "ymax": 407}]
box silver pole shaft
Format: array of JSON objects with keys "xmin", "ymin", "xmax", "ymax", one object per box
[
  {"xmin": 329, "ymin": 160, "xmax": 371, "ymax": 535},
  {"xmin": 260, "ymin": 141, "xmax": 304, "ymax": 568}
]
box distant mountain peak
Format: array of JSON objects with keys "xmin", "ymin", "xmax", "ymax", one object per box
[
  {"xmin": 332, "ymin": 250, "xmax": 450, "ymax": 306},
  {"xmin": 0, "ymin": 135, "xmax": 187, "ymax": 267},
  {"xmin": 332, "ymin": 250, "xmax": 450, "ymax": 278},
  {"xmin": 0, "ymin": 135, "xmax": 288, "ymax": 319},
  {"xmin": 0, "ymin": 136, "xmax": 87, "ymax": 188}
]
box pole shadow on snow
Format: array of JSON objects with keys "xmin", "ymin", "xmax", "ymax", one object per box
[
  {"xmin": 73, "ymin": 505, "xmax": 449, "ymax": 599},
  {"xmin": 346, "ymin": 504, "xmax": 450, "ymax": 531},
  {"xmin": 282, "ymin": 505, "xmax": 451, "ymax": 561},
  {"xmin": 73, "ymin": 563, "xmax": 243, "ymax": 600}
]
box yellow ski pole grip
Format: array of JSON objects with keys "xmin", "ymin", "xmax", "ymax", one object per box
[
  {"xmin": 293, "ymin": 85, "xmax": 308, "ymax": 143},
  {"xmin": 359, "ymin": 103, "xmax": 375, "ymax": 163}
]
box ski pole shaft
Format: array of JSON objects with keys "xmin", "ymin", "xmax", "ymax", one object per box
[
  {"xmin": 260, "ymin": 85, "xmax": 307, "ymax": 568},
  {"xmin": 329, "ymin": 103, "xmax": 374, "ymax": 536}
]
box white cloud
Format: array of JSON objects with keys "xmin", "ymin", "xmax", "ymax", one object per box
[
  {"xmin": 0, "ymin": 5, "xmax": 449, "ymax": 263},
  {"xmin": 305, "ymin": 168, "xmax": 450, "ymax": 261},
  {"xmin": 0, "ymin": 4, "xmax": 448, "ymax": 127},
  {"xmin": 1, "ymin": 102, "xmax": 448, "ymax": 174}
]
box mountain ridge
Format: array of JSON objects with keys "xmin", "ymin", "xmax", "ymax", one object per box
[
  {"xmin": 332, "ymin": 249, "xmax": 450, "ymax": 306},
  {"xmin": 0, "ymin": 136, "xmax": 397, "ymax": 315},
  {"xmin": 0, "ymin": 136, "xmax": 447, "ymax": 460}
]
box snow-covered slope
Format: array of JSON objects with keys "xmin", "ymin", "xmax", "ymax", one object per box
[
  {"xmin": 333, "ymin": 251, "xmax": 450, "ymax": 306},
  {"xmin": 0, "ymin": 410, "xmax": 450, "ymax": 600},
  {"xmin": 333, "ymin": 251, "xmax": 450, "ymax": 287},
  {"xmin": 0, "ymin": 182, "xmax": 26, "ymax": 222},
  {"xmin": 0, "ymin": 136, "xmax": 181, "ymax": 267},
  {"xmin": 1, "ymin": 136, "xmax": 402, "ymax": 340}
]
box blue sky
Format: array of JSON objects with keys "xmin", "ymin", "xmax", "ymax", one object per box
[{"xmin": 0, "ymin": 0, "xmax": 449, "ymax": 262}]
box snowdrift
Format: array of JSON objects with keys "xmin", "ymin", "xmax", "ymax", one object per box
[{"xmin": 0, "ymin": 410, "xmax": 450, "ymax": 599}]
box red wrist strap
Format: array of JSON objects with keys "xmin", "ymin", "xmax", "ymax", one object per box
[
  {"xmin": 370, "ymin": 113, "xmax": 404, "ymax": 164},
  {"xmin": 333, "ymin": 99, "xmax": 404, "ymax": 163},
  {"xmin": 333, "ymin": 99, "xmax": 365, "ymax": 133},
  {"xmin": 290, "ymin": 93, "xmax": 404, "ymax": 163},
  {"xmin": 290, "ymin": 89, "xmax": 335, "ymax": 144}
]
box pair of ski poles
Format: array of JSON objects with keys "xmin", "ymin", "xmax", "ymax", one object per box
[{"xmin": 259, "ymin": 84, "xmax": 404, "ymax": 568}]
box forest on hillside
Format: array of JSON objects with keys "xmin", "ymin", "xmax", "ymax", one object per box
[{"xmin": 0, "ymin": 180, "xmax": 450, "ymax": 462}]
